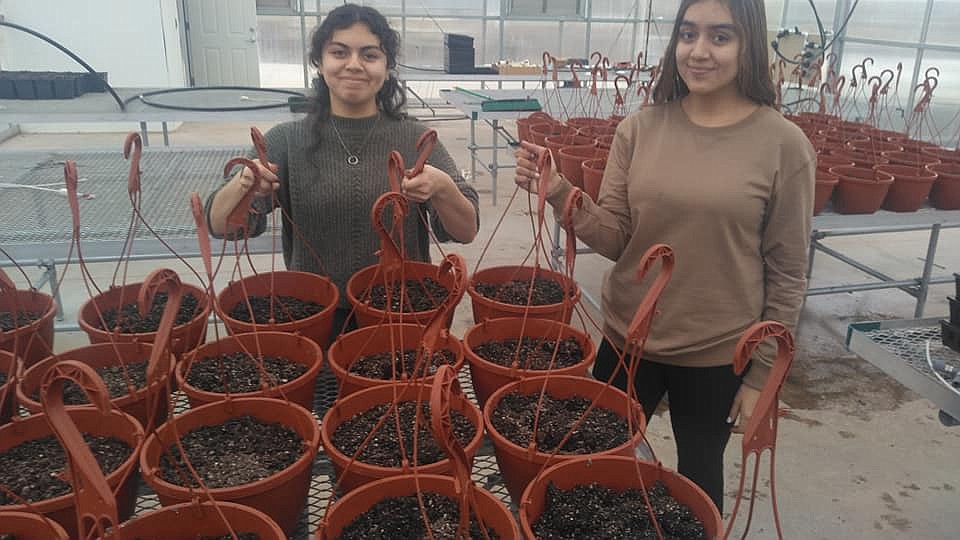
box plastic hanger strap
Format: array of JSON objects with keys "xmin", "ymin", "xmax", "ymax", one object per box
[
  {"xmin": 123, "ymin": 132, "xmax": 142, "ymax": 196},
  {"xmin": 624, "ymin": 244, "xmax": 675, "ymax": 349}
]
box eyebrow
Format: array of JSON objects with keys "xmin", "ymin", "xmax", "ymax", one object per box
[
  {"xmin": 326, "ymin": 41, "xmax": 383, "ymax": 51},
  {"xmin": 679, "ymin": 20, "xmax": 737, "ymax": 32}
]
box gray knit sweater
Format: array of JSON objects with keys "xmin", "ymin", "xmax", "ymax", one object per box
[{"xmin": 206, "ymin": 114, "xmax": 479, "ymax": 308}]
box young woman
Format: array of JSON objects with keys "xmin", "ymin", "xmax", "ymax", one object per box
[
  {"xmin": 207, "ymin": 3, "xmax": 479, "ymax": 333},
  {"xmin": 513, "ymin": 0, "xmax": 815, "ymax": 511}
]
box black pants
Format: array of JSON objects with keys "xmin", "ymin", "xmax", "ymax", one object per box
[{"xmin": 592, "ymin": 339, "xmax": 743, "ymax": 512}]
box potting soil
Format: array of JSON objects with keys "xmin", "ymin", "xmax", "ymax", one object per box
[
  {"xmin": 474, "ymin": 277, "xmax": 571, "ymax": 306},
  {"xmin": 336, "ymin": 492, "xmax": 500, "ymax": 540},
  {"xmin": 228, "ymin": 294, "xmax": 324, "ymax": 324},
  {"xmin": 158, "ymin": 415, "xmax": 303, "ymax": 489},
  {"xmin": 532, "ymin": 481, "xmax": 707, "ymax": 540},
  {"xmin": 349, "ymin": 348, "xmax": 455, "ymax": 380},
  {"xmin": 96, "ymin": 291, "xmax": 201, "ymax": 333},
  {"xmin": 0, "ymin": 309, "xmax": 43, "ymax": 331},
  {"xmin": 473, "ymin": 336, "xmax": 584, "ymax": 370},
  {"xmin": 0, "ymin": 434, "xmax": 132, "ymax": 504},
  {"xmin": 367, "ymin": 277, "xmax": 449, "ymax": 312},
  {"xmin": 30, "ymin": 359, "xmax": 149, "ymax": 404},
  {"xmin": 186, "ymin": 352, "xmax": 308, "ymax": 393},
  {"xmin": 491, "ymin": 393, "xmax": 630, "ymax": 453},
  {"xmin": 331, "ymin": 401, "xmax": 475, "ymax": 467}
]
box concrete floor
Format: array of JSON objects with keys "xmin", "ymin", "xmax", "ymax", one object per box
[{"xmin": 2, "ymin": 114, "xmax": 959, "ymax": 539}]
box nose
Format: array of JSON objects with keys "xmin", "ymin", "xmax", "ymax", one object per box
[
  {"xmin": 345, "ymin": 52, "xmax": 363, "ymax": 70},
  {"xmin": 690, "ymin": 36, "xmax": 710, "ymax": 59}
]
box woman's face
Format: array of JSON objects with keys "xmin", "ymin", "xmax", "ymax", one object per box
[
  {"xmin": 319, "ymin": 22, "xmax": 388, "ymax": 117},
  {"xmin": 675, "ymin": 0, "xmax": 742, "ymax": 101}
]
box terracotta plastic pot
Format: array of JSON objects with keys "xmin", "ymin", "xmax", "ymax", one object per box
[
  {"xmin": 926, "ymin": 162, "xmax": 960, "ymax": 210},
  {"xmin": 595, "ymin": 134, "xmax": 614, "ymax": 150},
  {"xmin": 565, "ymin": 117, "xmax": 610, "ymax": 130},
  {"xmin": 177, "ymin": 331, "xmax": 323, "ymax": 410},
  {"xmin": 859, "ymin": 126, "xmax": 906, "ymax": 142},
  {"xmin": 483, "ymin": 375, "xmax": 646, "ymax": 504},
  {"xmin": 17, "ymin": 342, "xmax": 173, "ymax": 429},
  {"xmin": 796, "ymin": 111, "xmax": 838, "ymax": 125},
  {"xmin": 576, "ymin": 125, "xmax": 616, "ymax": 139},
  {"xmin": 327, "ymin": 322, "xmax": 465, "ymax": 398},
  {"xmin": 467, "ymin": 265, "xmax": 581, "ymax": 324},
  {"xmin": 898, "ymin": 138, "xmax": 938, "ymax": 154},
  {"xmin": 0, "ymin": 350, "xmax": 18, "ymax": 426},
  {"xmin": 819, "ymin": 128, "xmax": 869, "ymax": 146},
  {"xmin": 519, "ymin": 456, "xmax": 723, "ymax": 540},
  {"xmin": 829, "ymin": 148, "xmax": 889, "ymax": 169},
  {"xmin": 816, "ymin": 154, "xmax": 855, "ymax": 172},
  {"xmin": 316, "ymin": 473, "xmax": 520, "ymax": 540},
  {"xmin": 921, "ymin": 146, "xmax": 960, "ymax": 164},
  {"xmin": 109, "ymin": 500, "xmax": 285, "ymax": 539},
  {"xmin": 320, "ymin": 382, "xmax": 484, "ymax": 493},
  {"xmin": 0, "ymin": 288, "xmax": 56, "ymax": 368},
  {"xmin": 0, "ymin": 511, "xmax": 69, "ymax": 539},
  {"xmin": 544, "ymin": 134, "xmax": 595, "ymax": 157},
  {"xmin": 346, "ymin": 261, "xmax": 457, "ymax": 329},
  {"xmin": 140, "ymin": 397, "xmax": 320, "ymax": 536},
  {"xmin": 607, "ymin": 114, "xmax": 625, "ymax": 128},
  {"xmin": 0, "ymin": 407, "xmax": 143, "ymax": 539},
  {"xmin": 216, "ymin": 270, "xmax": 339, "ymax": 348},
  {"xmin": 875, "ymin": 164, "xmax": 937, "ymax": 212},
  {"xmin": 848, "ymin": 139, "xmax": 904, "ymax": 155},
  {"xmin": 828, "ymin": 166, "xmax": 895, "ymax": 214},
  {"xmin": 528, "ymin": 122, "xmax": 575, "ymax": 146},
  {"xmin": 813, "ymin": 169, "xmax": 839, "ymax": 215},
  {"xmin": 581, "ymin": 158, "xmax": 607, "ymax": 201},
  {"xmin": 517, "ymin": 112, "xmax": 555, "ymax": 143},
  {"xmin": 881, "ymin": 150, "xmax": 941, "ymax": 168},
  {"xmin": 556, "ymin": 144, "xmax": 608, "ymax": 188},
  {"xmin": 463, "ymin": 317, "xmax": 596, "ymax": 408},
  {"xmin": 79, "ymin": 280, "xmax": 210, "ymax": 358}
]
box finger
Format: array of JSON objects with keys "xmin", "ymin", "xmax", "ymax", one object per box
[{"xmin": 727, "ymin": 396, "xmax": 742, "ymax": 427}]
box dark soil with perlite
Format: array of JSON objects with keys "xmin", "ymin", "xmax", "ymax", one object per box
[
  {"xmin": 532, "ymin": 481, "xmax": 707, "ymax": 539},
  {"xmin": 96, "ymin": 291, "xmax": 201, "ymax": 333},
  {"xmin": 0, "ymin": 310, "xmax": 43, "ymax": 331},
  {"xmin": 491, "ymin": 392, "xmax": 629, "ymax": 453},
  {"xmin": 227, "ymin": 295, "xmax": 324, "ymax": 324},
  {"xmin": 0, "ymin": 434, "xmax": 132, "ymax": 504},
  {"xmin": 134, "ymin": 535, "xmax": 259, "ymax": 540},
  {"xmin": 367, "ymin": 277, "xmax": 449, "ymax": 312},
  {"xmin": 185, "ymin": 353, "xmax": 308, "ymax": 393},
  {"xmin": 474, "ymin": 277, "xmax": 570, "ymax": 306},
  {"xmin": 349, "ymin": 348, "xmax": 455, "ymax": 380},
  {"xmin": 331, "ymin": 401, "xmax": 475, "ymax": 467},
  {"xmin": 473, "ymin": 336, "xmax": 584, "ymax": 370},
  {"xmin": 30, "ymin": 359, "xmax": 149, "ymax": 404},
  {"xmin": 337, "ymin": 492, "xmax": 500, "ymax": 540},
  {"xmin": 159, "ymin": 415, "xmax": 303, "ymax": 488}
]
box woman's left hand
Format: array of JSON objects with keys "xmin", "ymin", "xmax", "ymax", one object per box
[
  {"xmin": 727, "ymin": 384, "xmax": 761, "ymax": 434},
  {"xmin": 401, "ymin": 164, "xmax": 455, "ymax": 203}
]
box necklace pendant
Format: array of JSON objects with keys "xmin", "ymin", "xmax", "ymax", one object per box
[{"xmin": 347, "ymin": 155, "xmax": 359, "ymax": 166}]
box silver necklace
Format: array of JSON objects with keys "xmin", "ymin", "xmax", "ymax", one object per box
[{"xmin": 330, "ymin": 113, "xmax": 380, "ymax": 166}]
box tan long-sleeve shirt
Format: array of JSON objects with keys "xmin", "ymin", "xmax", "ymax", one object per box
[{"xmin": 546, "ymin": 101, "xmax": 816, "ymax": 389}]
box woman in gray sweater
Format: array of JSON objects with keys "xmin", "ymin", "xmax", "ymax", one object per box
[{"xmin": 207, "ymin": 3, "xmax": 479, "ymax": 333}]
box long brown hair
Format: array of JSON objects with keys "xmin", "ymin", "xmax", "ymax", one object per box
[{"xmin": 652, "ymin": 0, "xmax": 775, "ymax": 106}]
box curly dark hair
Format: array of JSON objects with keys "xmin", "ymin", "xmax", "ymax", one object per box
[{"xmin": 307, "ymin": 3, "xmax": 406, "ymax": 129}]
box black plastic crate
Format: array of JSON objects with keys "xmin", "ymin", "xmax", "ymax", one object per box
[
  {"xmin": 443, "ymin": 33, "xmax": 474, "ymax": 48},
  {"xmin": 81, "ymin": 72, "xmax": 109, "ymax": 94},
  {"xmin": 943, "ymin": 319, "xmax": 960, "ymax": 353},
  {"xmin": 950, "ymin": 296, "xmax": 959, "ymax": 326},
  {"xmin": 955, "ymin": 272, "xmax": 959, "ymax": 298},
  {"xmin": 0, "ymin": 78, "xmax": 15, "ymax": 99},
  {"xmin": 13, "ymin": 78, "xmax": 36, "ymax": 99}
]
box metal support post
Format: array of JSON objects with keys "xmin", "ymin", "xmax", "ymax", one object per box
[
  {"xmin": 915, "ymin": 223, "xmax": 941, "ymax": 317},
  {"xmin": 33, "ymin": 259, "xmax": 64, "ymax": 321}
]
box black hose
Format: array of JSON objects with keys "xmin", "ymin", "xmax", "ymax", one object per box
[
  {"xmin": 0, "ymin": 20, "xmax": 126, "ymax": 111},
  {"xmin": 125, "ymin": 86, "xmax": 306, "ymax": 112}
]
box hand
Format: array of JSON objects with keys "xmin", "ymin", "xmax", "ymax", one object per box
[
  {"xmin": 514, "ymin": 141, "xmax": 561, "ymax": 194},
  {"xmin": 235, "ymin": 159, "xmax": 279, "ymax": 198},
  {"xmin": 400, "ymin": 164, "xmax": 454, "ymax": 203},
  {"xmin": 727, "ymin": 384, "xmax": 761, "ymax": 434}
]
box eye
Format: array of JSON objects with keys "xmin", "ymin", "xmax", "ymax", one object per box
[
  {"xmin": 328, "ymin": 48, "xmax": 347, "ymax": 58},
  {"xmin": 679, "ymin": 30, "xmax": 696, "ymax": 42},
  {"xmin": 712, "ymin": 33, "xmax": 731, "ymax": 44},
  {"xmin": 363, "ymin": 51, "xmax": 384, "ymax": 61}
]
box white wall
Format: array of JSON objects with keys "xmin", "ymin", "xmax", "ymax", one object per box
[{"xmin": 0, "ymin": 0, "xmax": 187, "ymax": 133}]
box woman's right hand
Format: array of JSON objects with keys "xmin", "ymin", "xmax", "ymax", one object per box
[
  {"xmin": 514, "ymin": 141, "xmax": 561, "ymax": 195},
  {"xmin": 234, "ymin": 159, "xmax": 279, "ymax": 198}
]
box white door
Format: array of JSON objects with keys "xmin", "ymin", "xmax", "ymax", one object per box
[{"xmin": 185, "ymin": 0, "xmax": 260, "ymax": 86}]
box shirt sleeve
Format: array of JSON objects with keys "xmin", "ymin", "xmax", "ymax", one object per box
[{"xmin": 421, "ymin": 136, "xmax": 480, "ymax": 243}]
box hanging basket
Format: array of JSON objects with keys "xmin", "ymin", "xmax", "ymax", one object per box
[
  {"xmin": 140, "ymin": 397, "xmax": 321, "ymax": 535},
  {"xmin": 319, "ymin": 382, "xmax": 484, "ymax": 493},
  {"xmin": 581, "ymin": 157, "xmax": 607, "ymax": 201},
  {"xmin": 316, "ymin": 473, "xmax": 520, "ymax": 540},
  {"xmin": 0, "ymin": 407, "xmax": 144, "ymax": 539},
  {"xmin": 109, "ymin": 500, "xmax": 286, "ymax": 539},
  {"xmin": 517, "ymin": 112, "xmax": 556, "ymax": 143},
  {"xmin": 921, "ymin": 146, "xmax": 960, "ymax": 164},
  {"xmin": 829, "ymin": 165, "xmax": 894, "ymax": 214},
  {"xmin": 556, "ymin": 144, "xmax": 608, "ymax": 189},
  {"xmin": 529, "ymin": 122, "xmax": 575, "ymax": 146},
  {"xmin": 0, "ymin": 288, "xmax": 56, "ymax": 368},
  {"xmin": 78, "ymin": 281, "xmax": 210, "ymax": 358},
  {"xmin": 483, "ymin": 375, "xmax": 645, "ymax": 504},
  {"xmin": 17, "ymin": 341, "xmax": 173, "ymax": 430},
  {"xmin": 813, "ymin": 169, "xmax": 839, "ymax": 215},
  {"xmin": 518, "ymin": 455, "xmax": 723, "ymax": 540},
  {"xmin": 875, "ymin": 163, "xmax": 937, "ymax": 212},
  {"xmin": 467, "ymin": 265, "xmax": 580, "ymax": 324},
  {"xmin": 346, "ymin": 261, "xmax": 457, "ymax": 329},
  {"xmin": 881, "ymin": 150, "xmax": 941, "ymax": 168},
  {"xmin": 0, "ymin": 511, "xmax": 69, "ymax": 539},
  {"xmin": 462, "ymin": 316, "xmax": 595, "ymax": 408},
  {"xmin": 0, "ymin": 350, "xmax": 18, "ymax": 426},
  {"xmin": 215, "ymin": 270, "xmax": 339, "ymax": 348},
  {"xmin": 327, "ymin": 322, "xmax": 465, "ymax": 398},
  {"xmin": 565, "ymin": 117, "xmax": 611, "ymax": 130},
  {"xmin": 176, "ymin": 331, "xmax": 323, "ymax": 410},
  {"xmin": 926, "ymin": 162, "xmax": 960, "ymax": 210}
]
